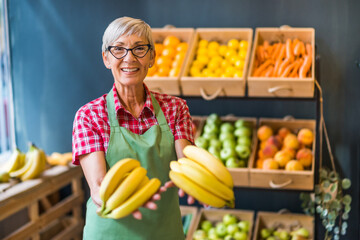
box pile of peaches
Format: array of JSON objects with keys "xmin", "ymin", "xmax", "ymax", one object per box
[{"xmin": 255, "ymin": 125, "xmax": 314, "ymax": 171}]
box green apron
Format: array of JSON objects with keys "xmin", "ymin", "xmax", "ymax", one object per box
[{"xmin": 83, "ymin": 88, "xmax": 184, "ymax": 240}]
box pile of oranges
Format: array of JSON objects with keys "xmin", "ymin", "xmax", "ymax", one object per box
[
  {"xmin": 147, "ymin": 35, "xmax": 188, "ymax": 77},
  {"xmin": 189, "ymin": 39, "xmax": 248, "ymax": 78}
]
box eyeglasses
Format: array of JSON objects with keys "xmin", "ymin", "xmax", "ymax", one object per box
[{"xmin": 107, "ymin": 44, "xmax": 152, "ymax": 59}]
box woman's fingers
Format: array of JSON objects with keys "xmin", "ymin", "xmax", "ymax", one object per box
[
  {"xmin": 151, "ymin": 193, "xmax": 161, "ymax": 201},
  {"xmin": 187, "ymin": 195, "xmax": 195, "ymax": 205},
  {"xmin": 132, "ymin": 210, "xmax": 142, "ymax": 220},
  {"xmin": 144, "ymin": 201, "xmax": 157, "ymax": 210},
  {"xmin": 178, "ymin": 188, "xmax": 185, "ymax": 197}
]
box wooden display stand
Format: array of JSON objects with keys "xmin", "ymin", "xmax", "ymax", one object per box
[{"xmin": 0, "ymin": 165, "xmax": 84, "ymax": 240}]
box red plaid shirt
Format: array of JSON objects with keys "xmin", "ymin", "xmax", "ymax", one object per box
[{"xmin": 72, "ymin": 84, "xmax": 194, "ymax": 165}]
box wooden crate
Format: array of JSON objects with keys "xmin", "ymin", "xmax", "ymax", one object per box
[
  {"xmin": 191, "ymin": 115, "xmax": 206, "ymax": 139},
  {"xmin": 0, "ymin": 165, "xmax": 84, "ymax": 240},
  {"xmin": 180, "ymin": 205, "xmax": 199, "ymax": 240},
  {"xmin": 181, "ymin": 28, "xmax": 253, "ymax": 99},
  {"xmin": 144, "ymin": 28, "xmax": 195, "ymax": 96},
  {"xmin": 197, "ymin": 115, "xmax": 257, "ymax": 187},
  {"xmin": 247, "ymin": 27, "xmax": 315, "ymax": 98},
  {"xmin": 189, "ymin": 208, "xmax": 255, "ymax": 240},
  {"xmin": 253, "ymin": 211, "xmax": 314, "ymax": 240},
  {"xmin": 249, "ymin": 118, "xmax": 316, "ymax": 190}
]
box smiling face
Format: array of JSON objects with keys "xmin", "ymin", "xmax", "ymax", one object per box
[{"xmin": 103, "ymin": 34, "xmax": 155, "ymax": 88}]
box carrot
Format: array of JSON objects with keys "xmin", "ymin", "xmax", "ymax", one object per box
[
  {"xmin": 273, "ymin": 59, "xmax": 281, "ymax": 77},
  {"xmin": 277, "ymin": 58, "xmax": 292, "ymax": 77},
  {"xmin": 263, "ymin": 40, "xmax": 270, "ymax": 50},
  {"xmin": 281, "ymin": 60, "xmax": 299, "ymax": 78},
  {"xmin": 253, "ymin": 59, "xmax": 273, "ymax": 77},
  {"xmin": 299, "ymin": 55, "xmax": 312, "ymax": 78},
  {"xmin": 292, "ymin": 38, "xmax": 300, "ymax": 52},
  {"xmin": 267, "ymin": 45, "xmax": 274, "ymax": 58},
  {"xmin": 289, "ymin": 59, "xmax": 304, "ymax": 77},
  {"xmin": 294, "ymin": 41, "xmax": 305, "ymax": 57},
  {"xmin": 276, "ymin": 44, "xmax": 286, "ymax": 62},
  {"xmin": 305, "ymin": 43, "xmax": 312, "ymax": 56},
  {"xmin": 264, "ymin": 65, "xmax": 274, "ymax": 77},
  {"xmin": 271, "ymin": 43, "xmax": 282, "ymax": 60},
  {"xmin": 285, "ymin": 38, "xmax": 294, "ymax": 62}
]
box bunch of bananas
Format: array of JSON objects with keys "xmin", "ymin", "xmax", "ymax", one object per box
[
  {"xmin": 169, "ymin": 145, "xmax": 235, "ymax": 208},
  {"xmin": 0, "ymin": 144, "xmax": 47, "ymax": 182},
  {"xmin": 98, "ymin": 158, "xmax": 161, "ymax": 219}
]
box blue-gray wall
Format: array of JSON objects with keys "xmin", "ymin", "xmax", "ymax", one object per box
[{"xmin": 7, "ymin": 0, "xmax": 360, "ymax": 239}]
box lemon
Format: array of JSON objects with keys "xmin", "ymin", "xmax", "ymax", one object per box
[
  {"xmin": 239, "ymin": 40, "xmax": 248, "ymax": 51},
  {"xmin": 225, "ymin": 49, "xmax": 237, "ymax": 60},
  {"xmin": 214, "ymin": 68, "xmax": 223, "ymax": 77},
  {"xmin": 202, "ymin": 68, "xmax": 213, "ymax": 77},
  {"xmin": 197, "ymin": 48, "xmax": 208, "ymax": 56},
  {"xmin": 221, "ymin": 59, "xmax": 231, "ymax": 69},
  {"xmin": 197, "ymin": 55, "xmax": 209, "ymax": 65},
  {"xmin": 208, "ymin": 41, "xmax": 220, "ymax": 51},
  {"xmin": 190, "ymin": 66, "xmax": 201, "ymax": 77},
  {"xmin": 227, "ymin": 39, "xmax": 239, "ymax": 50},
  {"xmin": 225, "ymin": 66, "xmax": 236, "ymax": 76},
  {"xmin": 239, "ymin": 49, "xmax": 247, "ymax": 60},
  {"xmin": 218, "ymin": 45, "xmax": 228, "ymax": 57},
  {"xmin": 234, "ymin": 59, "xmax": 245, "ymax": 70},
  {"xmin": 207, "ymin": 49, "xmax": 219, "ymax": 58},
  {"xmin": 234, "ymin": 70, "xmax": 244, "ymax": 78},
  {"xmin": 208, "ymin": 60, "xmax": 220, "ymax": 71}
]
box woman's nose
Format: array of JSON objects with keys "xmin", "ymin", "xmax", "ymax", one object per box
[{"xmin": 123, "ymin": 49, "xmax": 136, "ymax": 61}]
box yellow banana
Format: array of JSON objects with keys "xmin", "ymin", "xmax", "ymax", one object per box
[
  {"xmin": 183, "ymin": 145, "xmax": 233, "ymax": 188},
  {"xmin": 21, "ymin": 149, "xmax": 43, "ymax": 181},
  {"xmin": 2, "ymin": 148, "xmax": 26, "ymax": 173},
  {"xmin": 105, "ymin": 178, "xmax": 161, "ymax": 219},
  {"xmin": 134, "ymin": 175, "xmax": 149, "ymax": 192},
  {"xmin": 9, "ymin": 152, "xmax": 33, "ymax": 178},
  {"xmin": 99, "ymin": 158, "xmax": 140, "ymax": 202},
  {"xmin": 169, "ymin": 170, "xmax": 228, "ymax": 208},
  {"xmin": 175, "ymin": 159, "xmax": 234, "ymax": 201},
  {"xmin": 104, "ymin": 167, "xmax": 147, "ymax": 214}
]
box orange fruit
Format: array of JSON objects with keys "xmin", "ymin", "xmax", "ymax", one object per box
[
  {"xmin": 147, "ymin": 65, "xmax": 157, "ymax": 76},
  {"xmin": 172, "ymin": 59, "xmax": 183, "ymax": 69},
  {"xmin": 176, "ymin": 42, "xmax": 188, "ymax": 52},
  {"xmin": 169, "ymin": 67, "xmax": 181, "ymax": 77},
  {"xmin": 163, "ymin": 36, "xmax": 180, "ymax": 48},
  {"xmin": 156, "ymin": 56, "xmax": 172, "ymax": 67},
  {"xmin": 157, "ymin": 65, "xmax": 170, "ymax": 76},
  {"xmin": 174, "ymin": 52, "xmax": 186, "ymax": 62},
  {"xmin": 162, "ymin": 47, "xmax": 177, "ymax": 59},
  {"xmin": 154, "ymin": 43, "xmax": 164, "ymax": 56}
]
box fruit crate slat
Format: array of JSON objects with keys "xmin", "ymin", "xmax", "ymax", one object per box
[
  {"xmin": 144, "ymin": 28, "xmax": 195, "ymax": 96},
  {"xmin": 180, "ymin": 205, "xmax": 199, "ymax": 240},
  {"xmin": 181, "ymin": 28, "xmax": 253, "ymax": 98},
  {"xmin": 0, "ymin": 165, "xmax": 84, "ymax": 240},
  {"xmin": 247, "ymin": 27, "xmax": 315, "ymax": 98},
  {"xmin": 249, "ymin": 118, "xmax": 316, "ymax": 190}
]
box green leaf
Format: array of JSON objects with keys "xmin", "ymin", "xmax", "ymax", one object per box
[
  {"xmin": 315, "ymin": 185, "xmax": 321, "ymax": 194},
  {"xmin": 341, "ymin": 178, "xmax": 351, "ymax": 190},
  {"xmin": 342, "ymin": 212, "xmax": 349, "ymax": 220},
  {"xmin": 328, "ymin": 211, "xmax": 336, "ymax": 220},
  {"xmin": 316, "ymin": 205, "xmax": 323, "ymax": 213},
  {"xmin": 329, "ymin": 171, "xmax": 339, "ymax": 181},
  {"xmin": 323, "ymin": 193, "xmax": 332, "ymax": 202},
  {"xmin": 320, "ymin": 169, "xmax": 328, "ymax": 179},
  {"xmin": 315, "ymin": 196, "xmax": 322, "ymax": 204},
  {"xmin": 344, "ymin": 204, "xmax": 351, "ymax": 213},
  {"xmin": 330, "ymin": 182, "xmax": 338, "ymax": 193},
  {"xmin": 322, "ymin": 180, "xmax": 330, "ymax": 188},
  {"xmin": 343, "ymin": 194, "xmax": 352, "ymax": 205}
]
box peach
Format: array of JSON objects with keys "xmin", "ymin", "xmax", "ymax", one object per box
[
  {"xmin": 257, "ymin": 149, "xmax": 264, "ymax": 159},
  {"xmin": 260, "ymin": 141, "xmax": 267, "ymax": 150},
  {"xmin": 281, "ymin": 147, "xmax": 296, "ymax": 159},
  {"xmin": 262, "ymin": 158, "xmax": 279, "ymax": 170},
  {"xmin": 297, "ymin": 128, "xmax": 314, "ymax": 146},
  {"xmin": 285, "ymin": 160, "xmax": 304, "ymax": 171},
  {"xmin": 262, "ymin": 144, "xmax": 278, "ymax": 159},
  {"xmin": 257, "ymin": 125, "xmax": 273, "ymax": 141},
  {"xmin": 266, "ymin": 135, "xmax": 282, "ymax": 149},
  {"xmin": 274, "ymin": 150, "xmax": 292, "ymax": 168},
  {"xmin": 283, "ymin": 134, "xmax": 300, "ymax": 150},
  {"xmin": 277, "ymin": 127, "xmax": 291, "ymax": 140},
  {"xmin": 296, "ymin": 148, "xmax": 313, "ymax": 168}
]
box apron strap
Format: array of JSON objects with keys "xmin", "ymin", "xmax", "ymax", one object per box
[{"xmin": 106, "ymin": 87, "xmax": 169, "ymax": 132}]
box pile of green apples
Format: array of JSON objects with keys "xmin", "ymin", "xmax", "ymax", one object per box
[
  {"xmin": 193, "ymin": 213, "xmax": 250, "ymax": 240},
  {"xmin": 195, "ymin": 113, "xmax": 253, "ymax": 168},
  {"xmin": 260, "ymin": 226, "xmax": 310, "ymax": 240}
]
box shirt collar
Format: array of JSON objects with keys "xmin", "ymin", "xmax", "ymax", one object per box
[{"xmin": 112, "ymin": 83, "xmax": 155, "ymax": 117}]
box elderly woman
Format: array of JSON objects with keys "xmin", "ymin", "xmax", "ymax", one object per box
[{"xmin": 72, "ymin": 17, "xmax": 194, "ymax": 239}]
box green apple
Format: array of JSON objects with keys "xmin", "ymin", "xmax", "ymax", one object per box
[
  {"xmin": 233, "ymin": 231, "xmax": 247, "ymax": 240},
  {"xmin": 215, "ymin": 222, "xmax": 227, "ymax": 238},
  {"xmin": 208, "ymin": 145, "xmax": 221, "ymax": 157},
  {"xmin": 235, "ymin": 145, "xmax": 251, "ymax": 159},
  {"xmin": 237, "ymin": 136, "xmax": 252, "ymax": 147},
  {"xmin": 195, "ymin": 136, "xmax": 208, "ymax": 149},
  {"xmin": 237, "ymin": 220, "xmax": 250, "ymax": 233},
  {"xmin": 238, "ymin": 160, "xmax": 246, "ymax": 168},
  {"xmin": 209, "ymin": 139, "xmax": 222, "ymax": 150},
  {"xmin": 219, "ymin": 132, "xmax": 235, "ymax": 142},
  {"xmin": 201, "ymin": 220, "xmax": 213, "ymax": 232},
  {"xmin": 192, "ymin": 229, "xmax": 207, "ymax": 240},
  {"xmin": 220, "ymin": 122, "xmax": 235, "ymax": 133},
  {"xmin": 224, "ymin": 235, "xmax": 235, "ymax": 240},
  {"xmin": 234, "ymin": 119, "xmax": 247, "ymax": 128},
  {"xmin": 220, "ymin": 148, "xmax": 236, "ymax": 161},
  {"xmin": 293, "ymin": 228, "xmax": 309, "ymax": 238},
  {"xmin": 206, "ymin": 113, "xmax": 221, "ymax": 126},
  {"xmin": 234, "ymin": 126, "xmax": 252, "ymax": 138},
  {"xmin": 202, "ymin": 132, "xmax": 218, "ymax": 141},
  {"xmin": 222, "ymin": 213, "xmax": 238, "ymax": 226},
  {"xmin": 266, "ymin": 237, "xmax": 276, "ymax": 240},
  {"xmin": 226, "ymin": 157, "xmax": 240, "ymax": 168},
  {"xmin": 278, "ymin": 230, "xmax": 290, "ymax": 240},
  {"xmin": 226, "ymin": 223, "xmax": 240, "ymax": 235},
  {"xmin": 208, "ymin": 227, "xmax": 217, "ymax": 237},
  {"xmin": 260, "ymin": 228, "xmax": 272, "ymax": 239},
  {"xmin": 204, "ymin": 123, "xmax": 219, "ymax": 135},
  {"xmin": 222, "ymin": 139, "xmax": 236, "ymax": 149}
]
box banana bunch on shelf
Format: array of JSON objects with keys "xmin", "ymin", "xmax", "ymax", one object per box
[
  {"xmin": 97, "ymin": 158, "xmax": 161, "ymax": 219},
  {"xmin": 169, "ymin": 145, "xmax": 235, "ymax": 208},
  {"xmin": 0, "ymin": 143, "xmax": 47, "ymax": 182},
  {"xmin": 47, "ymin": 152, "xmax": 72, "ymax": 166}
]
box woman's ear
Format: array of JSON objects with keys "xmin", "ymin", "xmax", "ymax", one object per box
[
  {"xmin": 149, "ymin": 50, "xmax": 156, "ymax": 68},
  {"xmin": 102, "ymin": 52, "xmax": 111, "ymax": 69}
]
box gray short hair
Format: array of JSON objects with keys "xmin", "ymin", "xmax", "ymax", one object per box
[{"xmin": 102, "ymin": 17, "xmax": 154, "ymax": 54}]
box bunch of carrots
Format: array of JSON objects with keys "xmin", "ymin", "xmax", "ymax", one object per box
[{"xmin": 252, "ymin": 38, "xmax": 312, "ymax": 78}]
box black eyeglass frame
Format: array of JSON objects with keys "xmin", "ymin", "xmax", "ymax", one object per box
[{"xmin": 107, "ymin": 44, "xmax": 152, "ymax": 59}]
